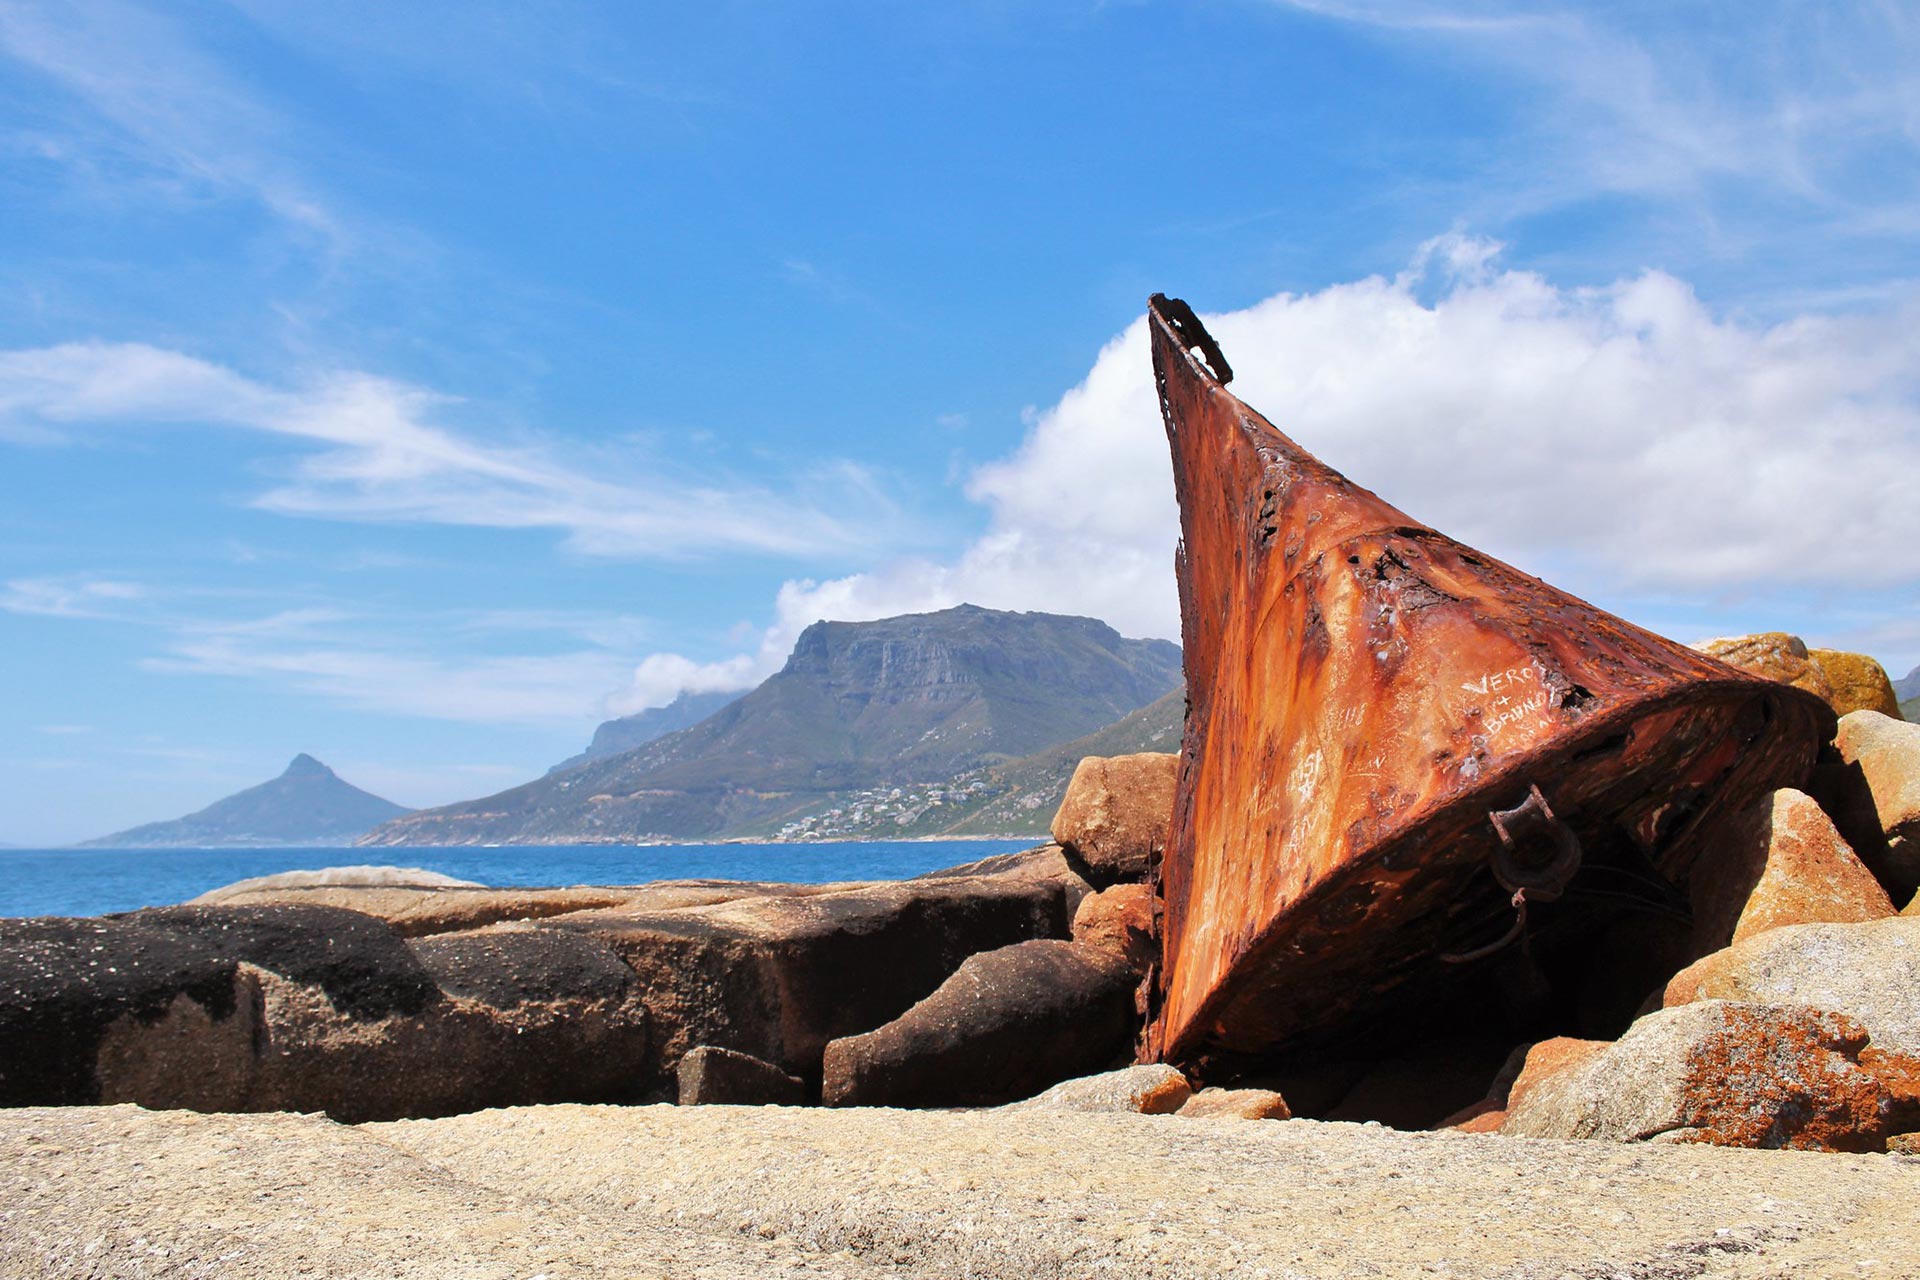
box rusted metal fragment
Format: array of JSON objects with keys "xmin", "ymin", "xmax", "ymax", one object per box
[{"xmin": 1143, "ymin": 294, "xmax": 1834, "ymax": 1066}]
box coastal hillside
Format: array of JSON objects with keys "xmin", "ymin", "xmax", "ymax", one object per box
[
  {"xmin": 360, "ymin": 605, "xmax": 1182, "ymax": 846},
  {"xmin": 82, "ymin": 755, "xmax": 411, "ymax": 848},
  {"xmin": 770, "ymin": 686, "xmax": 1185, "ymax": 840},
  {"xmin": 546, "ymin": 689, "xmax": 744, "ymax": 774}
]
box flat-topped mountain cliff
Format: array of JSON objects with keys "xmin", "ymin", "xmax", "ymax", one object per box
[
  {"xmin": 83, "ymin": 755, "xmax": 412, "ymax": 848},
  {"xmin": 361, "ymin": 605, "xmax": 1181, "ymax": 845}
]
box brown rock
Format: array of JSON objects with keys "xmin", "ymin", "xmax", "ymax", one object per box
[
  {"xmin": 821, "ymin": 939, "xmax": 1137, "ymax": 1108},
  {"xmin": 677, "ymin": 1045, "xmax": 806, "ymax": 1106},
  {"xmin": 1070, "ymin": 883, "xmax": 1156, "ymax": 974},
  {"xmin": 1007, "ymin": 1062, "xmax": 1192, "ymax": 1114},
  {"xmin": 0, "ymin": 906, "xmax": 653, "ymax": 1121},
  {"xmin": 1178, "ymin": 1087, "xmax": 1290, "ymax": 1120},
  {"xmin": 1810, "ymin": 650, "xmax": 1903, "ymax": 718},
  {"xmin": 1833, "ymin": 710, "xmax": 1920, "ymax": 896},
  {"xmin": 1693, "ymin": 632, "xmax": 1836, "ymax": 703},
  {"xmin": 1051, "ymin": 752, "xmax": 1177, "ymax": 883},
  {"xmin": 1503, "ymin": 1000, "xmax": 1908, "ymax": 1151},
  {"xmin": 1689, "ymin": 788, "xmax": 1894, "ymax": 952},
  {"xmin": 549, "ymin": 848, "xmax": 1087, "ymax": 1093}
]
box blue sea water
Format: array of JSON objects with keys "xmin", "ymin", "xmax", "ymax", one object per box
[{"xmin": 0, "ymin": 839, "xmax": 1038, "ymax": 920}]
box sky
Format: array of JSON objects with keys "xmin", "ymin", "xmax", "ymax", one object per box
[{"xmin": 2, "ymin": 1, "xmax": 1918, "ymax": 845}]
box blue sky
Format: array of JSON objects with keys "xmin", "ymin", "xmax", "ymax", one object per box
[{"xmin": 3, "ymin": 0, "xmax": 1918, "ymax": 844}]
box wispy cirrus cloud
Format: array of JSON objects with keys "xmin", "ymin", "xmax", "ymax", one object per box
[
  {"xmin": 1270, "ymin": 1, "xmax": 1920, "ymax": 273},
  {"xmin": 0, "ymin": 0, "xmax": 346, "ymax": 246},
  {"xmin": 2, "ymin": 575, "xmax": 684, "ymax": 727},
  {"xmin": 0, "ymin": 575, "xmax": 146, "ymax": 619},
  {"xmin": 0, "ymin": 340, "xmax": 898, "ymax": 559}
]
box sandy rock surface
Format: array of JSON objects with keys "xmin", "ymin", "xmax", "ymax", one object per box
[{"xmin": 12, "ymin": 1101, "xmax": 1920, "ymax": 1278}]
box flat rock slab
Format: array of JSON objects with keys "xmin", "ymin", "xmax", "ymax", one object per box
[
  {"xmin": 0, "ymin": 1105, "xmax": 885, "ymax": 1280},
  {"xmin": 376, "ymin": 1105, "xmax": 1920, "ymax": 1278}
]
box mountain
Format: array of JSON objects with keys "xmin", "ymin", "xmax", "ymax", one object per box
[
  {"xmin": 547, "ymin": 689, "xmax": 744, "ymax": 774},
  {"xmin": 771, "ymin": 686, "xmax": 1186, "ymax": 841},
  {"xmin": 1897, "ymin": 665, "xmax": 1918, "ymax": 722},
  {"xmin": 83, "ymin": 755, "xmax": 412, "ymax": 848},
  {"xmin": 362, "ymin": 604, "xmax": 1182, "ymax": 846}
]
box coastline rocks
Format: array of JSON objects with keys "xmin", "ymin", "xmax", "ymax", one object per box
[
  {"xmin": 1810, "ymin": 650, "xmax": 1903, "ymax": 718},
  {"xmin": 822, "ymin": 939, "xmax": 1136, "ymax": 1108},
  {"xmin": 551, "ymin": 850, "xmax": 1088, "ymax": 1093},
  {"xmin": 1692, "ymin": 633, "xmax": 1835, "ymax": 704},
  {"xmin": 1008, "ymin": 1063, "xmax": 1192, "ymax": 1114},
  {"xmin": 678, "ymin": 1045, "xmax": 807, "ymax": 1106},
  {"xmin": 1688, "ymin": 788, "xmax": 1894, "ymax": 951},
  {"xmin": 1051, "ymin": 752, "xmax": 1177, "ymax": 883},
  {"xmin": 0, "ymin": 906, "xmax": 653, "ymax": 1120},
  {"xmin": 1502, "ymin": 1000, "xmax": 1910, "ymax": 1151},
  {"xmin": 1664, "ymin": 915, "xmax": 1920, "ymax": 1057},
  {"xmin": 1178, "ymin": 1086, "xmax": 1291, "ymax": 1120}
]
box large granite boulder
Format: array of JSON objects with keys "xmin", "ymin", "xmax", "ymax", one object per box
[
  {"xmin": 1502, "ymin": 1000, "xmax": 1913, "ymax": 1151},
  {"xmin": 0, "ymin": 906, "xmax": 651, "ymax": 1121},
  {"xmin": 191, "ymin": 865, "xmax": 482, "ymax": 898},
  {"xmin": 1688, "ymin": 788, "xmax": 1894, "ymax": 952},
  {"xmin": 1051, "ymin": 752, "xmax": 1177, "ymax": 883},
  {"xmin": 1692, "ymin": 633, "xmax": 1835, "ymax": 703},
  {"xmin": 549, "ymin": 846, "xmax": 1089, "ymax": 1093},
  {"xmin": 1832, "ymin": 710, "xmax": 1920, "ymax": 895},
  {"xmin": 1664, "ymin": 914, "xmax": 1920, "ymax": 1057},
  {"xmin": 1809, "ymin": 650, "xmax": 1903, "ymax": 719},
  {"xmin": 822, "ymin": 939, "xmax": 1137, "ymax": 1107}
]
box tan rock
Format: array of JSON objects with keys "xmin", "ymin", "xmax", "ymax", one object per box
[
  {"xmin": 1051, "ymin": 752, "xmax": 1177, "ymax": 882},
  {"xmin": 1502, "ymin": 1000, "xmax": 1910, "ymax": 1151},
  {"xmin": 1834, "ymin": 710, "xmax": 1920, "ymax": 892},
  {"xmin": 1505, "ymin": 1037, "xmax": 1610, "ymax": 1113},
  {"xmin": 1810, "ymin": 649, "xmax": 1903, "ymax": 718},
  {"xmin": 1177, "ymin": 1087, "xmax": 1291, "ymax": 1120},
  {"xmin": 1692, "ymin": 632, "xmax": 1835, "ymax": 703},
  {"xmin": 1008, "ymin": 1063, "xmax": 1191, "ymax": 1114},
  {"xmin": 1689, "ymin": 788, "xmax": 1894, "ymax": 952},
  {"xmin": 1662, "ymin": 915, "xmax": 1920, "ymax": 1057},
  {"xmin": 192, "ymin": 865, "xmax": 482, "ymax": 899},
  {"xmin": 1069, "ymin": 882, "xmax": 1156, "ymax": 974}
]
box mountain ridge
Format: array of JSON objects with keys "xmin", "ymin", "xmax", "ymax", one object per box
[
  {"xmin": 83, "ymin": 755, "xmax": 412, "ymax": 848},
  {"xmin": 361, "ymin": 605, "xmax": 1181, "ymax": 846},
  {"xmin": 547, "ymin": 689, "xmax": 745, "ymax": 774}
]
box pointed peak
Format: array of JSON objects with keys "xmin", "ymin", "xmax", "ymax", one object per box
[{"xmin": 282, "ymin": 753, "xmax": 333, "ymax": 779}]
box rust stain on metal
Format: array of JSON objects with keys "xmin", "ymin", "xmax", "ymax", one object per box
[{"xmin": 1142, "ymin": 294, "xmax": 1835, "ymax": 1066}]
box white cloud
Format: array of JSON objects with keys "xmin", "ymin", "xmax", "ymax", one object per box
[
  {"xmin": 0, "ymin": 341, "xmax": 897, "ymax": 559},
  {"xmin": 621, "ymin": 238, "xmax": 1920, "ymax": 701},
  {"xmin": 0, "ymin": 575, "xmax": 146, "ymax": 619}
]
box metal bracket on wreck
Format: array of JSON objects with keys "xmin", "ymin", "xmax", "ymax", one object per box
[{"xmin": 1141, "ymin": 292, "xmax": 1835, "ymax": 1068}]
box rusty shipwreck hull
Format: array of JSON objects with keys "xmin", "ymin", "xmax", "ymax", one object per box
[{"xmin": 1142, "ymin": 294, "xmax": 1834, "ymax": 1067}]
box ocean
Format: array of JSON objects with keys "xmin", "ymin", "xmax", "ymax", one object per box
[{"xmin": 0, "ymin": 839, "xmax": 1039, "ymax": 919}]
